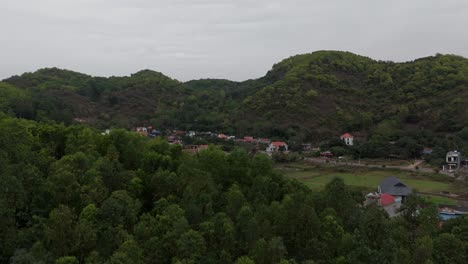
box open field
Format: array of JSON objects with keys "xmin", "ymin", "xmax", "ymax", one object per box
[
  {"xmin": 277, "ymin": 161, "xmax": 460, "ymax": 204},
  {"xmin": 424, "ymin": 195, "xmax": 457, "ymax": 205}
]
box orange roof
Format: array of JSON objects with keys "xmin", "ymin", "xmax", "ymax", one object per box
[
  {"xmin": 271, "ymin": 141, "xmax": 287, "ymax": 147},
  {"xmin": 340, "ymin": 133, "xmax": 353, "ymax": 138},
  {"xmin": 243, "ymin": 136, "xmax": 254, "ymax": 142}
]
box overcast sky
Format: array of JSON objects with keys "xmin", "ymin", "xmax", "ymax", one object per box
[{"xmin": 1, "ymin": 0, "xmax": 468, "ymax": 81}]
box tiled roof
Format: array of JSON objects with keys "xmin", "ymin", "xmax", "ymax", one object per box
[
  {"xmin": 340, "ymin": 133, "xmax": 353, "ymax": 138},
  {"xmin": 271, "ymin": 141, "xmax": 287, "ymax": 147},
  {"xmin": 379, "ymin": 176, "xmax": 412, "ymax": 196}
]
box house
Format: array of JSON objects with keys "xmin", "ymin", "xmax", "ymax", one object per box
[
  {"xmin": 136, "ymin": 127, "xmax": 148, "ymax": 136},
  {"xmin": 167, "ymin": 135, "xmax": 181, "ymax": 144},
  {"xmin": 340, "ymin": 133, "xmax": 354, "ymax": 146},
  {"xmin": 266, "ymin": 142, "xmax": 288, "ymax": 152},
  {"xmin": 365, "ymin": 192, "xmax": 401, "ymax": 217},
  {"xmin": 320, "ymin": 151, "xmax": 333, "ymax": 158},
  {"xmin": 186, "ymin": 131, "xmax": 196, "ymax": 137},
  {"xmin": 173, "ymin": 130, "xmax": 186, "ymax": 137},
  {"xmin": 218, "ymin": 134, "xmax": 228, "ymax": 139},
  {"xmin": 380, "ymin": 193, "xmax": 395, "ymax": 206},
  {"xmin": 378, "ymin": 176, "xmax": 412, "ymax": 202},
  {"xmin": 243, "ymin": 136, "xmax": 254, "ymax": 143},
  {"xmin": 444, "ymin": 151, "xmax": 462, "ymax": 172},
  {"xmin": 149, "ymin": 129, "xmax": 161, "ymax": 138},
  {"xmin": 101, "ymin": 129, "xmax": 111, "ymax": 135},
  {"xmin": 365, "ymin": 177, "xmax": 412, "ymax": 218},
  {"xmin": 302, "ymin": 143, "xmax": 312, "ymax": 151},
  {"xmin": 421, "ymin": 148, "xmax": 433, "ymax": 156}
]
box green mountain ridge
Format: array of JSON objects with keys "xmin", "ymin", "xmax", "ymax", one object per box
[{"xmin": 2, "ymin": 51, "xmax": 468, "ymax": 150}]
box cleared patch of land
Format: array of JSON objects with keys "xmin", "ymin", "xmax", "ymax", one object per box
[{"xmin": 277, "ymin": 161, "xmax": 459, "ymax": 204}]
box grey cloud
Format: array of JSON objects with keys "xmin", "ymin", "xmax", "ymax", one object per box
[{"xmin": 1, "ymin": 0, "xmax": 468, "ymax": 81}]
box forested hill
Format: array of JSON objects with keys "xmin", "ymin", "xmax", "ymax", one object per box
[{"xmin": 2, "ymin": 51, "xmax": 468, "ymax": 142}]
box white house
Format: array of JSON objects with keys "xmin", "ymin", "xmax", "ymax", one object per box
[
  {"xmin": 136, "ymin": 127, "xmax": 148, "ymax": 136},
  {"xmin": 340, "ymin": 133, "xmax": 354, "ymax": 146},
  {"xmin": 444, "ymin": 150, "xmax": 463, "ymax": 172},
  {"xmin": 266, "ymin": 142, "xmax": 288, "ymax": 152}
]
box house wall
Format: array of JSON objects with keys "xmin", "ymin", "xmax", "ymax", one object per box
[{"xmin": 341, "ymin": 137, "xmax": 353, "ymax": 146}]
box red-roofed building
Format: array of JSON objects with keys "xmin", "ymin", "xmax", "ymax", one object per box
[
  {"xmin": 266, "ymin": 141, "xmax": 288, "ymax": 152},
  {"xmin": 380, "ymin": 193, "xmax": 395, "ymax": 206},
  {"xmin": 340, "ymin": 133, "xmax": 354, "ymax": 146},
  {"xmin": 243, "ymin": 136, "xmax": 254, "ymax": 143},
  {"xmin": 365, "ymin": 192, "xmax": 401, "ymax": 217}
]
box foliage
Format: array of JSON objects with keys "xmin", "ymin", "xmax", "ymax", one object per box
[
  {"xmin": 2, "ymin": 51, "xmax": 468, "ymax": 160},
  {"xmin": 0, "ymin": 116, "xmax": 467, "ymax": 263}
]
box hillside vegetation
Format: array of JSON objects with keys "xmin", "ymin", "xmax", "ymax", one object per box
[
  {"xmin": 2, "ymin": 51, "xmax": 468, "ymax": 157},
  {"xmin": 1, "ymin": 51, "xmax": 468, "ymax": 262}
]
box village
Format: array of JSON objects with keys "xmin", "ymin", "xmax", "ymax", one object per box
[
  {"xmin": 100, "ymin": 126, "xmax": 468, "ymax": 222},
  {"xmin": 124, "ymin": 126, "xmax": 291, "ymax": 155},
  {"xmin": 119, "ymin": 127, "xmax": 468, "ymax": 175}
]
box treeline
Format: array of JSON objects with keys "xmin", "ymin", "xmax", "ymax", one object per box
[{"xmin": 1, "ymin": 114, "xmax": 467, "ymax": 263}]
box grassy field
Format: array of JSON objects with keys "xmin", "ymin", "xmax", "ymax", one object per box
[
  {"xmin": 423, "ymin": 195, "xmax": 457, "ymax": 205},
  {"xmin": 277, "ymin": 162, "xmax": 455, "ymax": 195}
]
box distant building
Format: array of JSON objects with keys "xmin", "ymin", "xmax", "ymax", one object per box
[
  {"xmin": 218, "ymin": 134, "xmax": 228, "ymax": 139},
  {"xmin": 266, "ymin": 142, "xmax": 288, "ymax": 152},
  {"xmin": 378, "ymin": 176, "xmax": 412, "ymax": 202},
  {"xmin": 243, "ymin": 136, "xmax": 254, "ymax": 143},
  {"xmin": 136, "ymin": 127, "xmax": 148, "ymax": 136},
  {"xmin": 364, "ymin": 177, "xmax": 412, "ymax": 217},
  {"xmin": 421, "ymin": 148, "xmax": 433, "ymax": 156},
  {"xmin": 149, "ymin": 129, "xmax": 161, "ymax": 138},
  {"xmin": 172, "ymin": 130, "xmax": 186, "ymax": 137},
  {"xmin": 439, "ymin": 203, "xmax": 468, "ymax": 221},
  {"xmin": 101, "ymin": 129, "xmax": 111, "ymax": 135},
  {"xmin": 302, "ymin": 143, "xmax": 312, "ymax": 151},
  {"xmin": 320, "ymin": 151, "xmax": 333, "ymax": 158},
  {"xmin": 444, "ymin": 151, "xmax": 462, "ymax": 172},
  {"xmin": 73, "ymin": 117, "xmax": 88, "ymax": 123},
  {"xmin": 365, "ymin": 192, "xmax": 401, "ymax": 217},
  {"xmin": 257, "ymin": 138, "xmax": 271, "ymax": 144},
  {"xmin": 340, "ymin": 133, "xmax": 354, "ymax": 146}
]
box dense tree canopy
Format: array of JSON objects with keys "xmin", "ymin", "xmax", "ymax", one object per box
[{"xmin": 0, "ymin": 115, "xmax": 467, "ymax": 263}]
